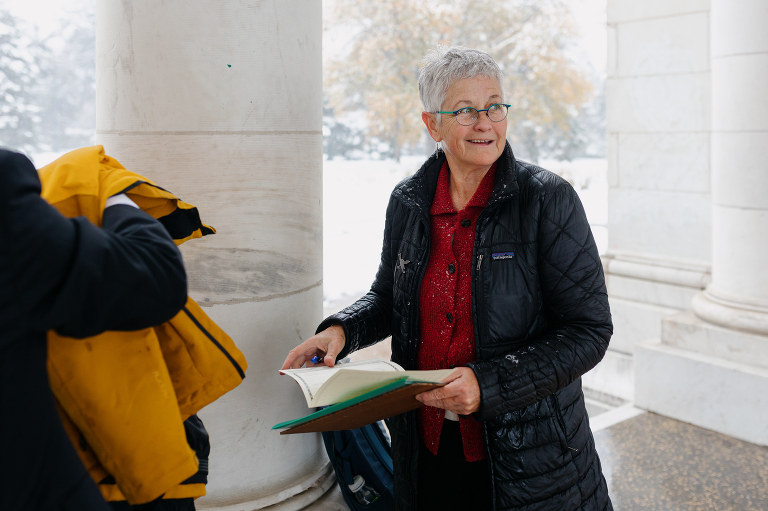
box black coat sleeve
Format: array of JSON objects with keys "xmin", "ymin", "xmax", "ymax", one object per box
[
  {"xmin": 1, "ymin": 150, "xmax": 187, "ymax": 339},
  {"xmin": 316, "ymin": 194, "xmax": 399, "ymax": 360},
  {"xmin": 469, "ymin": 180, "xmax": 612, "ymax": 420}
]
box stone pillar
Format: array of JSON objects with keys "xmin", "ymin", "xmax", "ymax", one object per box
[
  {"xmin": 96, "ymin": 1, "xmax": 332, "ymax": 509},
  {"xmin": 692, "ymin": 0, "xmax": 768, "ymax": 336},
  {"xmin": 635, "ymin": 0, "xmax": 768, "ymax": 446}
]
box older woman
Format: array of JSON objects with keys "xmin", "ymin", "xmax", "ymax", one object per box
[{"xmin": 283, "ymin": 46, "xmax": 613, "ymax": 511}]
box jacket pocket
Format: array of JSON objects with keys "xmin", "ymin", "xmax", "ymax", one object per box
[{"xmin": 550, "ymin": 393, "xmax": 576, "ymax": 457}]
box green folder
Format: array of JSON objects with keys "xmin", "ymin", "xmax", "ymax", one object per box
[{"xmin": 273, "ymin": 377, "xmax": 445, "ymax": 434}]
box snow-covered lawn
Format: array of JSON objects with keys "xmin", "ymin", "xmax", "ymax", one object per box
[
  {"xmin": 323, "ymin": 156, "xmax": 608, "ymax": 303},
  {"xmin": 27, "ymin": 149, "xmax": 607, "ymax": 306}
]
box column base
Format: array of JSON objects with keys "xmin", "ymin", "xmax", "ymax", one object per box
[
  {"xmin": 693, "ymin": 287, "xmax": 768, "ymax": 336},
  {"xmin": 197, "ymin": 461, "xmax": 336, "ymax": 511},
  {"xmin": 635, "ymin": 322, "xmax": 768, "ymax": 446}
]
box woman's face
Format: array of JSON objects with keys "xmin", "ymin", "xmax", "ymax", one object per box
[{"xmin": 423, "ymin": 75, "xmax": 507, "ymax": 173}]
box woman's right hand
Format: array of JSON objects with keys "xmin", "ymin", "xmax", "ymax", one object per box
[{"xmin": 280, "ymin": 324, "xmax": 346, "ymax": 370}]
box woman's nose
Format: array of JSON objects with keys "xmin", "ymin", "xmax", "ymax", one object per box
[{"xmin": 474, "ymin": 112, "xmax": 493, "ymax": 130}]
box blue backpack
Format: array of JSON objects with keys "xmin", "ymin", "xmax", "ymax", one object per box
[{"xmin": 321, "ymin": 421, "xmax": 395, "ymax": 510}]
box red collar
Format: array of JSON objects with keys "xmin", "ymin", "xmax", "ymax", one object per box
[{"xmin": 430, "ymin": 161, "xmax": 497, "ymax": 216}]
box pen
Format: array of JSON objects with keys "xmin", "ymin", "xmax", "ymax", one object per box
[{"xmin": 311, "ymin": 355, "xmax": 323, "ymax": 364}]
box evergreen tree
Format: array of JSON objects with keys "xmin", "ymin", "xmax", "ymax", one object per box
[
  {"xmin": 36, "ymin": 6, "xmax": 96, "ymax": 152},
  {"xmin": 0, "ymin": 9, "xmax": 46, "ymax": 153}
]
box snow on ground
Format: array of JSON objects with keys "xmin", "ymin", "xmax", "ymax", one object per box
[
  {"xmin": 323, "ymin": 156, "xmax": 608, "ymax": 303},
  {"xmin": 322, "ymin": 155, "xmax": 425, "ymax": 305},
  {"xmin": 25, "ymin": 149, "xmax": 76, "ymax": 169},
  {"xmin": 26, "ymin": 149, "xmax": 607, "ymax": 305}
]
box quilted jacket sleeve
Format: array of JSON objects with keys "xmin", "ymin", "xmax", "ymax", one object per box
[
  {"xmin": 316, "ymin": 194, "xmax": 400, "ymax": 360},
  {"xmin": 1, "ymin": 150, "xmax": 187, "ymax": 339},
  {"xmin": 469, "ymin": 179, "xmax": 612, "ymax": 420}
]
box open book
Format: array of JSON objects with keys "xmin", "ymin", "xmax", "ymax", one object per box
[{"xmin": 274, "ymin": 359, "xmax": 455, "ymax": 433}]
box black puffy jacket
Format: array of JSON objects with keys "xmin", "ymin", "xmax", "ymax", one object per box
[{"xmin": 319, "ymin": 143, "xmax": 613, "ymax": 511}]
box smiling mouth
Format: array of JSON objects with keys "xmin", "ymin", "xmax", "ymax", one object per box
[{"xmin": 468, "ymin": 140, "xmax": 494, "ymax": 145}]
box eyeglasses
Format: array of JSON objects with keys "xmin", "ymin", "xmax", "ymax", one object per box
[{"xmin": 432, "ymin": 103, "xmax": 511, "ymax": 126}]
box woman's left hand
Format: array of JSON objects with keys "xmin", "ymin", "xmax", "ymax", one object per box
[{"xmin": 415, "ymin": 367, "xmax": 481, "ymax": 415}]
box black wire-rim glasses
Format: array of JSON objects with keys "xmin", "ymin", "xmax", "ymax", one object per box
[{"xmin": 432, "ymin": 103, "xmax": 511, "ymax": 126}]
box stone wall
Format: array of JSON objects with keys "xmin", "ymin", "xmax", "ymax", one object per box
[
  {"xmin": 588, "ymin": 0, "xmax": 713, "ymax": 401},
  {"xmin": 602, "ymin": 0, "xmax": 768, "ymax": 446}
]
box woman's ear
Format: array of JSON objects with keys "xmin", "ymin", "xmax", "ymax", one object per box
[{"xmin": 421, "ymin": 111, "xmax": 442, "ymax": 143}]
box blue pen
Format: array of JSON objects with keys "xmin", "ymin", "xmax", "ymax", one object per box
[{"xmin": 311, "ymin": 355, "xmax": 323, "ymax": 364}]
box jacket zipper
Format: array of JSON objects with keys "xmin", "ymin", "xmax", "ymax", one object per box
[
  {"xmin": 408, "ymin": 214, "xmax": 430, "ymax": 508},
  {"xmin": 551, "ymin": 392, "xmax": 578, "ymax": 453},
  {"xmin": 471, "ymin": 206, "xmax": 496, "ymax": 510},
  {"xmin": 182, "ymin": 307, "xmax": 245, "ymax": 379}
]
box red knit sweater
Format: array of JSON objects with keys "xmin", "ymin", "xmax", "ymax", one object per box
[{"xmin": 417, "ymin": 160, "xmax": 497, "ymax": 462}]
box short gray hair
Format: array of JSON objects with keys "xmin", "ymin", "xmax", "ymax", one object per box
[{"xmin": 418, "ymin": 45, "xmax": 505, "ymax": 114}]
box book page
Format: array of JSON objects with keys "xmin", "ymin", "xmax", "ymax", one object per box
[
  {"xmin": 280, "ymin": 359, "xmax": 403, "ymax": 406},
  {"xmin": 312, "ymin": 367, "xmax": 455, "ymax": 407}
]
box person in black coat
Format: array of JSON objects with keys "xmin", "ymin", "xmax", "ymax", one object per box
[
  {"xmin": 0, "ymin": 149, "xmax": 188, "ymax": 511},
  {"xmin": 282, "ymin": 46, "xmax": 613, "ymax": 510}
]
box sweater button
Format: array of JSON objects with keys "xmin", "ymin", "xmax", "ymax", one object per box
[
  {"xmin": 461, "ymin": 219, "xmax": 471, "ymax": 228},
  {"xmin": 448, "ymin": 264, "xmax": 455, "ymax": 274},
  {"xmin": 446, "ymin": 312, "xmax": 453, "ymax": 323}
]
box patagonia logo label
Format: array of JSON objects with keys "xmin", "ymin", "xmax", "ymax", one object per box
[{"xmin": 492, "ymin": 252, "xmax": 515, "ymax": 260}]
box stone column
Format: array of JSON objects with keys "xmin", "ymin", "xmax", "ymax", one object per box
[
  {"xmin": 692, "ymin": 0, "xmax": 768, "ymax": 336},
  {"xmin": 96, "ymin": 1, "xmax": 332, "ymax": 509},
  {"xmin": 635, "ymin": 0, "xmax": 768, "ymax": 446}
]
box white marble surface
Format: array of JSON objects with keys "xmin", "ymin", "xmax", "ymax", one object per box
[
  {"xmin": 635, "ymin": 338, "xmax": 768, "ymax": 446},
  {"xmin": 711, "ymin": 133, "xmax": 768, "ymax": 209},
  {"xmin": 617, "ymin": 133, "xmax": 710, "ymax": 193},
  {"xmin": 609, "ymin": 275, "xmax": 695, "ymax": 312},
  {"xmin": 97, "ymin": 133, "xmax": 324, "ymax": 303},
  {"xmin": 608, "ymin": 189, "xmax": 711, "ymax": 261},
  {"xmin": 616, "ymin": 13, "xmax": 710, "ymax": 77},
  {"xmin": 582, "ymin": 350, "xmax": 635, "ymax": 402},
  {"xmin": 607, "ymin": 25, "xmax": 618, "ymax": 77},
  {"xmin": 606, "ymin": 133, "xmax": 619, "ymax": 187},
  {"xmin": 711, "ymin": 207, "xmax": 768, "ymax": 302},
  {"xmin": 606, "ymin": 0, "xmax": 768, "ymax": 451},
  {"xmin": 608, "ymin": 0, "xmax": 710, "ymax": 23},
  {"xmin": 711, "ymin": 55, "xmax": 768, "ymax": 132},
  {"xmin": 96, "ymin": 0, "xmax": 327, "ymax": 509},
  {"xmin": 662, "ymin": 311, "xmax": 768, "ymax": 369},
  {"xmin": 589, "ymin": 404, "xmax": 646, "ymax": 433},
  {"xmin": 606, "ymin": 74, "xmax": 710, "ymax": 133},
  {"xmin": 195, "ymin": 292, "xmax": 327, "ymax": 508},
  {"xmin": 606, "ymin": 297, "xmax": 678, "ymax": 355},
  {"xmin": 711, "ymin": 0, "xmax": 768, "ymax": 57},
  {"xmin": 96, "ymin": 1, "xmax": 322, "ymax": 132}
]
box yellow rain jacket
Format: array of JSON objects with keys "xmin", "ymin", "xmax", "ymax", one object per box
[{"xmin": 39, "ymin": 146, "xmax": 248, "ymax": 504}]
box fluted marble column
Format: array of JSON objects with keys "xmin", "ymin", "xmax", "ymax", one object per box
[
  {"xmin": 692, "ymin": 0, "xmax": 768, "ymax": 334},
  {"xmin": 96, "ymin": 1, "xmax": 331, "ymax": 509}
]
